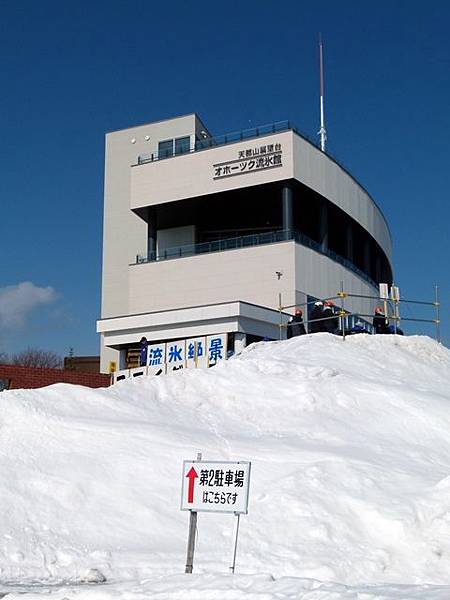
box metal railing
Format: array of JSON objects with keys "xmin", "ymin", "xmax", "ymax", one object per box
[
  {"xmin": 136, "ymin": 121, "xmax": 295, "ymax": 165},
  {"xmin": 280, "ymin": 285, "xmax": 441, "ymax": 342},
  {"xmin": 134, "ymin": 228, "xmax": 378, "ymax": 288},
  {"xmin": 132, "ymin": 119, "xmax": 391, "ymax": 239}
]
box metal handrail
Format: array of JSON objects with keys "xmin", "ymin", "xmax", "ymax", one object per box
[
  {"xmin": 136, "ymin": 121, "xmax": 294, "ymax": 164},
  {"xmin": 134, "ymin": 228, "xmax": 378, "ymax": 288},
  {"xmin": 132, "ymin": 119, "xmax": 391, "ymax": 241}
]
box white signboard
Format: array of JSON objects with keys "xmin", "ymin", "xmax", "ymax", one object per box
[
  {"xmin": 391, "ymin": 285, "xmax": 400, "ymax": 301},
  {"xmin": 166, "ymin": 339, "xmax": 186, "ymax": 372},
  {"xmin": 147, "ymin": 342, "xmax": 165, "ymax": 366},
  {"xmin": 181, "ymin": 460, "xmax": 251, "ymax": 514},
  {"xmin": 379, "ymin": 283, "xmax": 389, "ymax": 300},
  {"xmin": 207, "ymin": 334, "xmax": 227, "ymax": 366},
  {"xmin": 186, "ymin": 337, "xmax": 207, "ymax": 369}
]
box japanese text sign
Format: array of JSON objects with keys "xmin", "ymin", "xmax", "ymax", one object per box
[
  {"xmin": 213, "ymin": 142, "xmax": 283, "ymax": 180},
  {"xmin": 181, "ymin": 460, "xmax": 251, "ymax": 514},
  {"xmin": 206, "ymin": 334, "xmax": 227, "ymax": 366},
  {"xmin": 166, "ymin": 339, "xmax": 186, "ymax": 372}
]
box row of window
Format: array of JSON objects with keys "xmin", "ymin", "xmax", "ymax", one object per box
[{"xmin": 158, "ymin": 136, "xmax": 191, "ymax": 159}]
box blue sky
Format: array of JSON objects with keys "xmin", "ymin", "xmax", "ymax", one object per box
[{"xmin": 0, "ymin": 0, "xmax": 448, "ymax": 356}]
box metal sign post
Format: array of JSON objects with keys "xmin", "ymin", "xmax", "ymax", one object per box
[
  {"xmin": 181, "ymin": 458, "xmax": 251, "ymax": 574},
  {"xmin": 338, "ymin": 281, "xmax": 346, "ymax": 341},
  {"xmin": 185, "ymin": 452, "xmax": 202, "ymax": 574},
  {"xmin": 229, "ymin": 512, "xmax": 241, "ymax": 574},
  {"xmin": 185, "ymin": 508, "xmax": 197, "ymax": 574}
]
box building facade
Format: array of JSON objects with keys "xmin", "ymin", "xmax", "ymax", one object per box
[{"xmin": 97, "ymin": 114, "xmax": 393, "ymax": 373}]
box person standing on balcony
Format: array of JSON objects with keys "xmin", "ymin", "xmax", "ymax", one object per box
[
  {"xmin": 287, "ymin": 308, "xmax": 306, "ymax": 338},
  {"xmin": 373, "ymin": 307, "xmax": 389, "ymax": 334},
  {"xmin": 309, "ymin": 301, "xmax": 325, "ymax": 333},
  {"xmin": 323, "ymin": 300, "xmax": 339, "ymax": 334},
  {"xmin": 139, "ymin": 337, "xmax": 149, "ymax": 367}
]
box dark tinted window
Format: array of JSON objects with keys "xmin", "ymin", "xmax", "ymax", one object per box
[
  {"xmin": 158, "ymin": 139, "xmax": 173, "ymax": 158},
  {"xmin": 175, "ymin": 136, "xmax": 190, "ymax": 155}
]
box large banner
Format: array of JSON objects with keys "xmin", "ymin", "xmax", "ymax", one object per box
[{"xmin": 113, "ymin": 334, "xmax": 228, "ymax": 383}]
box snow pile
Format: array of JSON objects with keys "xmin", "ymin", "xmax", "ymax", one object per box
[{"xmin": 1, "ymin": 334, "xmax": 450, "ymax": 598}]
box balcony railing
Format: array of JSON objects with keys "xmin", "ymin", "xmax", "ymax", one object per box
[
  {"xmin": 136, "ymin": 120, "xmax": 297, "ymax": 165},
  {"xmin": 132, "ymin": 120, "xmax": 390, "ymax": 239},
  {"xmin": 134, "ymin": 228, "xmax": 378, "ymax": 288}
]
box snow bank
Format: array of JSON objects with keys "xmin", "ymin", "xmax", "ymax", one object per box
[{"xmin": 1, "ymin": 334, "xmax": 450, "ymax": 594}]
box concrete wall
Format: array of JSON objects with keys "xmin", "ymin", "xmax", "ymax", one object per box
[
  {"xmin": 294, "ymin": 244, "xmax": 378, "ymax": 316},
  {"xmin": 292, "ymin": 134, "xmax": 392, "ymax": 261},
  {"xmin": 130, "ymin": 130, "xmax": 294, "ymax": 209},
  {"xmin": 129, "ymin": 239, "xmax": 378, "ymax": 321},
  {"xmin": 101, "ymin": 114, "xmax": 198, "ymax": 319},
  {"xmin": 130, "ymin": 129, "xmax": 391, "ymax": 264},
  {"xmin": 128, "ymin": 242, "xmax": 296, "ymax": 316}
]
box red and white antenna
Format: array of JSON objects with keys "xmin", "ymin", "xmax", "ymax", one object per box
[{"xmin": 318, "ymin": 34, "xmax": 327, "ymax": 152}]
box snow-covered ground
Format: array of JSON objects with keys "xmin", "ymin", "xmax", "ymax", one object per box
[{"xmin": 1, "ymin": 334, "xmax": 450, "ymax": 599}]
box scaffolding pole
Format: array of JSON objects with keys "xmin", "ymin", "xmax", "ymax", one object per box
[{"xmin": 435, "ymin": 285, "xmax": 441, "ymax": 343}]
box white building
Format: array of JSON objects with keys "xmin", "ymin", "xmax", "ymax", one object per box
[{"xmin": 97, "ymin": 114, "xmax": 393, "ymax": 373}]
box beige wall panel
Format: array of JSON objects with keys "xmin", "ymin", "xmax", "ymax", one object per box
[
  {"xmin": 130, "ymin": 131, "xmax": 294, "ymax": 209},
  {"xmin": 101, "ymin": 115, "xmax": 198, "ymax": 319},
  {"xmin": 128, "ymin": 243, "xmax": 296, "ymax": 315},
  {"xmin": 294, "ymin": 245, "xmax": 378, "ymax": 317},
  {"xmin": 292, "ymin": 135, "xmax": 392, "ymax": 262}
]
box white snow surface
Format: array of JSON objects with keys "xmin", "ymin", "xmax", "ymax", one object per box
[{"xmin": 1, "ymin": 334, "xmax": 450, "ymax": 599}]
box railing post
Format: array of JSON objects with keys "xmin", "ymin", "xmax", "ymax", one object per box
[
  {"xmin": 435, "ymin": 284, "xmax": 441, "ymax": 343},
  {"xmin": 278, "ymin": 293, "xmax": 283, "ymax": 341},
  {"xmin": 338, "ymin": 281, "xmax": 346, "ymax": 341}
]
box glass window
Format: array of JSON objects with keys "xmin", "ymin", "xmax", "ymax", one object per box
[
  {"xmin": 175, "ymin": 136, "xmax": 191, "ymax": 155},
  {"xmin": 158, "ymin": 139, "xmax": 173, "ymax": 159}
]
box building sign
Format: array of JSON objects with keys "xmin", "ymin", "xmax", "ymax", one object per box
[
  {"xmin": 147, "ymin": 342, "xmax": 166, "ymax": 376},
  {"xmin": 186, "ymin": 337, "xmax": 207, "ymax": 369},
  {"xmin": 167, "ymin": 339, "xmax": 186, "ymax": 372},
  {"xmin": 113, "ymin": 334, "xmax": 229, "ymax": 383},
  {"xmin": 147, "ymin": 334, "xmax": 227, "ymax": 369},
  {"xmin": 213, "ymin": 142, "xmax": 283, "ymax": 180},
  {"xmin": 181, "ymin": 460, "xmax": 251, "ymax": 514},
  {"xmin": 206, "ymin": 334, "xmax": 226, "ymax": 365}
]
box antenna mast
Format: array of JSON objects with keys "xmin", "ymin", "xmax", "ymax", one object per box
[{"xmin": 318, "ymin": 34, "xmax": 327, "ymax": 152}]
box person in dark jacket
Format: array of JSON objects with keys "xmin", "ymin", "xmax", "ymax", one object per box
[
  {"xmin": 322, "ymin": 300, "xmax": 339, "ymax": 334},
  {"xmin": 373, "ymin": 306, "xmax": 389, "ymax": 334},
  {"xmin": 309, "ymin": 301, "xmax": 325, "ymax": 333},
  {"xmin": 139, "ymin": 336, "xmax": 149, "ymax": 366},
  {"xmin": 287, "ymin": 308, "xmax": 306, "ymax": 338}
]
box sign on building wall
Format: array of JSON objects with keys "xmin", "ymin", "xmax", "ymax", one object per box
[
  {"xmin": 148, "ymin": 334, "xmax": 227, "ymax": 369},
  {"xmin": 147, "ymin": 342, "xmax": 166, "ymax": 376},
  {"xmin": 206, "ymin": 334, "xmax": 227, "ymax": 366},
  {"xmin": 186, "ymin": 337, "xmax": 208, "ymax": 369},
  {"xmin": 167, "ymin": 339, "xmax": 186, "ymax": 372},
  {"xmin": 113, "ymin": 334, "xmax": 229, "ymax": 383},
  {"xmin": 213, "ymin": 142, "xmax": 283, "ymax": 180}
]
